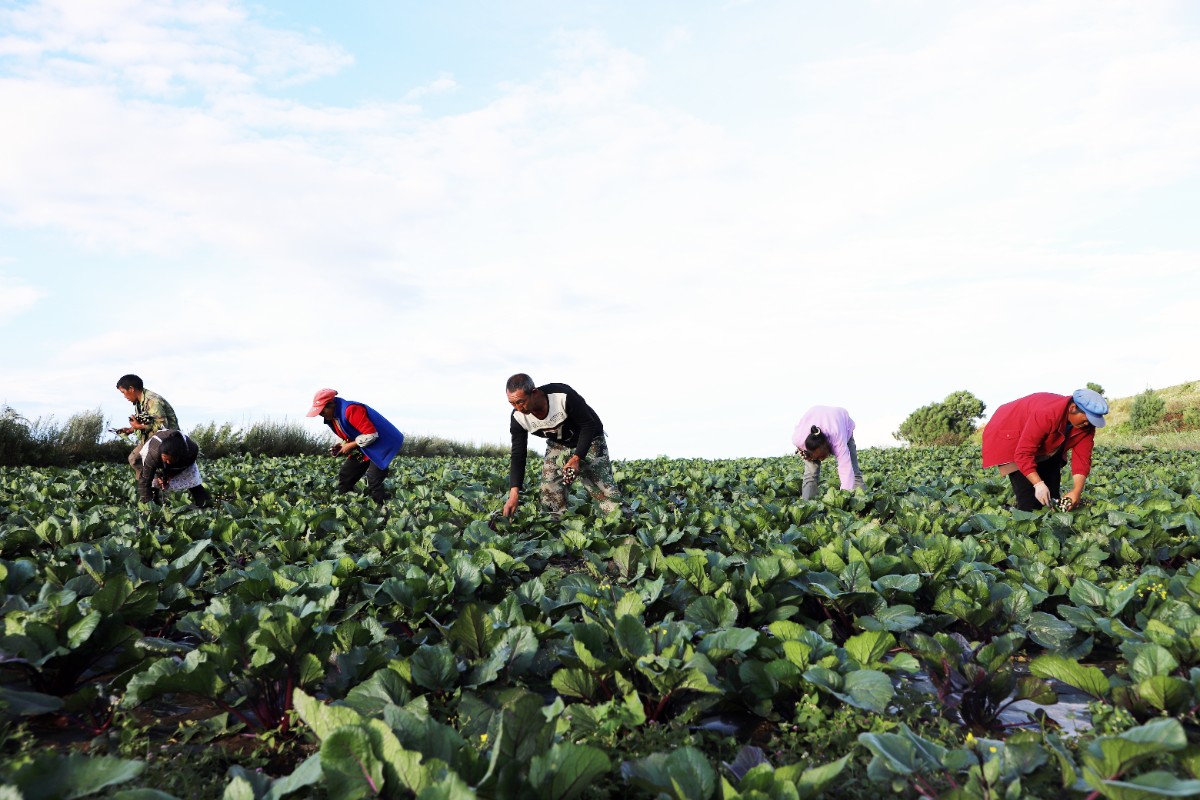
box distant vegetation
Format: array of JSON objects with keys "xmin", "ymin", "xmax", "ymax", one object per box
[
  {"xmin": 0, "ymin": 405, "xmax": 507, "ymax": 467},
  {"xmin": 1128, "ymin": 388, "xmax": 1167, "ymax": 432},
  {"xmin": 1096, "ymin": 380, "xmax": 1200, "ymax": 449},
  {"xmin": 892, "ymin": 390, "xmax": 986, "ymax": 447}
]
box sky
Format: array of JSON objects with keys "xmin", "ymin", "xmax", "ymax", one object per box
[{"xmin": 1, "ymin": 0, "xmax": 1198, "ymax": 459}]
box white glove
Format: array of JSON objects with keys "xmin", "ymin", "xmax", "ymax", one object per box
[{"xmin": 1033, "ymin": 481, "xmax": 1052, "ymax": 507}]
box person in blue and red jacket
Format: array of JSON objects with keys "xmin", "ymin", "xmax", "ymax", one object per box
[
  {"xmin": 982, "ymin": 388, "xmax": 1108, "ymax": 512},
  {"xmin": 306, "ymin": 388, "xmax": 404, "ymax": 504}
]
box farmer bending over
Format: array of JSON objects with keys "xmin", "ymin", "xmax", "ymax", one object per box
[
  {"xmin": 307, "ymin": 389, "xmax": 404, "ymax": 505},
  {"xmin": 138, "ymin": 429, "xmax": 211, "ymax": 508},
  {"xmin": 791, "ymin": 406, "xmax": 865, "ymax": 500},
  {"xmin": 504, "ymin": 373, "xmax": 623, "ymax": 517},
  {"xmin": 982, "ymin": 389, "xmax": 1108, "ymax": 511}
]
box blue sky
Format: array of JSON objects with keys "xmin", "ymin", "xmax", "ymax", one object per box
[{"xmin": 2, "ymin": 0, "xmax": 1198, "ymax": 458}]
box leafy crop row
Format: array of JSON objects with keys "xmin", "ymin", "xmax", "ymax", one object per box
[{"xmin": 1, "ymin": 447, "xmax": 1199, "ymax": 798}]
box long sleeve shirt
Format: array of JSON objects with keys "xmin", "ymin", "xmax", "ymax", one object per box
[
  {"xmin": 133, "ymin": 389, "xmax": 178, "ymax": 444},
  {"xmin": 509, "ymin": 383, "xmax": 604, "ymax": 489},
  {"xmin": 981, "ymin": 392, "xmax": 1095, "ymax": 479},
  {"xmin": 329, "ymin": 404, "xmax": 379, "ymax": 446},
  {"xmin": 791, "ymin": 406, "xmax": 859, "ymax": 490}
]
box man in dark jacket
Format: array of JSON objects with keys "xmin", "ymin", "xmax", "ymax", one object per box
[
  {"xmin": 138, "ymin": 430, "xmax": 211, "ymax": 507},
  {"xmin": 307, "ymin": 388, "xmax": 404, "ymax": 505},
  {"xmin": 503, "ymin": 373, "xmax": 624, "ymax": 517}
]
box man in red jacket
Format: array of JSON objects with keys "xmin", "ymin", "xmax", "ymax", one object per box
[{"xmin": 982, "ymin": 388, "xmax": 1109, "ymax": 511}]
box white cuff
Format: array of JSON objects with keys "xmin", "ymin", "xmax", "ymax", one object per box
[{"xmin": 355, "ymin": 433, "xmax": 379, "ymax": 447}]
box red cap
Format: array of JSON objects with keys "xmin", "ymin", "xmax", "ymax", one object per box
[{"xmin": 306, "ymin": 388, "xmax": 338, "ymax": 417}]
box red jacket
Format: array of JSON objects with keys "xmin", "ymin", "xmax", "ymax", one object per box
[{"xmin": 981, "ymin": 392, "xmax": 1095, "ymax": 479}]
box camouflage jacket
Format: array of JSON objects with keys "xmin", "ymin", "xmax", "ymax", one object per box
[{"xmin": 133, "ymin": 389, "xmax": 179, "ymax": 443}]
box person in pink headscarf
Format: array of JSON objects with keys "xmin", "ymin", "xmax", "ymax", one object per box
[{"xmin": 306, "ymin": 388, "xmax": 404, "ymax": 505}]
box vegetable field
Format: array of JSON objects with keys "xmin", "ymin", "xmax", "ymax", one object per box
[{"xmin": 2, "ymin": 447, "xmax": 1200, "ymax": 799}]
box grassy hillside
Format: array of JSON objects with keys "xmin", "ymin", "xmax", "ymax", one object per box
[
  {"xmin": 1098, "ymin": 380, "xmax": 1200, "ymax": 427},
  {"xmin": 1095, "ymin": 380, "xmax": 1200, "ymax": 449}
]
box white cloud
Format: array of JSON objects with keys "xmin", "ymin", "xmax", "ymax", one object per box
[
  {"xmin": 404, "ymin": 74, "xmax": 458, "ymax": 101},
  {"xmin": 0, "ymin": 274, "xmax": 42, "ymax": 321},
  {"xmin": 0, "ymin": 0, "xmax": 1197, "ymax": 457}
]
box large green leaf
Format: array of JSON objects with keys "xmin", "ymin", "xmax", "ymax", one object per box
[
  {"xmin": 1101, "ymin": 771, "xmax": 1200, "ymax": 798},
  {"xmin": 1130, "ymin": 645, "xmax": 1180, "ymax": 682},
  {"xmin": 1025, "ymin": 612, "xmax": 1078, "ymax": 650},
  {"xmin": 551, "ymin": 668, "xmax": 600, "ymax": 700},
  {"xmin": 697, "ymin": 628, "xmax": 759, "ymax": 661},
  {"xmin": 320, "ymin": 726, "xmax": 387, "ymax": 799},
  {"xmin": 684, "ymin": 596, "xmax": 739, "ymax": 631},
  {"xmin": 469, "ymin": 626, "xmax": 537, "ymax": 686},
  {"xmin": 409, "ymin": 644, "xmax": 459, "ymax": 692},
  {"xmin": 1135, "ymin": 676, "xmax": 1191, "ymax": 712},
  {"xmin": 448, "ymin": 604, "xmax": 494, "ymax": 661},
  {"xmin": 292, "ymin": 688, "xmax": 368, "ymax": 740},
  {"xmin": 529, "ymin": 743, "xmax": 611, "ymax": 800},
  {"xmin": 844, "ymin": 631, "xmax": 894, "ymax": 667},
  {"xmin": 614, "ymin": 615, "xmax": 654, "ymax": 660},
  {"xmin": 1084, "ymin": 718, "xmax": 1188, "ymax": 785},
  {"xmin": 779, "ymin": 754, "xmax": 850, "ymax": 799},
  {"xmin": 0, "ymin": 686, "xmax": 64, "ymax": 716},
  {"xmin": 9, "ymin": 754, "xmax": 145, "ymax": 800},
  {"xmin": 621, "ymin": 747, "xmax": 715, "ymax": 800},
  {"xmin": 840, "ymin": 670, "xmax": 894, "ymax": 713},
  {"xmin": 1029, "ymin": 655, "xmax": 1111, "ymax": 699},
  {"xmin": 804, "ymin": 667, "xmax": 893, "ymax": 713}
]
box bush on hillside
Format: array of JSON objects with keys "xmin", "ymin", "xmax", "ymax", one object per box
[
  {"xmin": 1, "ymin": 406, "xmax": 510, "ymax": 466},
  {"xmin": 189, "ymin": 422, "xmax": 244, "ymax": 458},
  {"xmin": 0, "ymin": 406, "xmax": 128, "ymax": 466},
  {"xmin": 1087, "ymin": 382, "xmax": 1105, "ymax": 397},
  {"xmin": 893, "ymin": 390, "xmax": 986, "ymax": 447},
  {"xmin": 0, "ymin": 406, "xmax": 35, "ymax": 466},
  {"xmin": 1129, "ymin": 388, "xmax": 1166, "ymax": 432},
  {"xmin": 242, "ymin": 420, "xmax": 331, "ymax": 457},
  {"xmin": 402, "ymin": 434, "xmax": 509, "ymax": 458}
]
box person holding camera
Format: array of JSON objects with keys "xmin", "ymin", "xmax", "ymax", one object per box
[
  {"xmin": 306, "ymin": 389, "xmax": 404, "ymax": 504},
  {"xmin": 115, "ymin": 374, "xmax": 179, "ymax": 481},
  {"xmin": 791, "ymin": 406, "xmax": 866, "ymax": 500}
]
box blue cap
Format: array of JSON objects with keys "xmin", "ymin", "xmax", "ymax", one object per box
[{"xmin": 1071, "ymin": 388, "xmax": 1108, "ymax": 428}]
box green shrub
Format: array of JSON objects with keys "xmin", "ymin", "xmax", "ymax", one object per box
[
  {"xmin": 59, "ymin": 409, "xmax": 129, "ymax": 463},
  {"xmin": 1129, "ymin": 388, "xmax": 1166, "ymax": 432},
  {"xmin": 0, "ymin": 406, "xmax": 37, "ymax": 466},
  {"xmin": 401, "ymin": 434, "xmax": 509, "ymax": 458},
  {"xmin": 893, "ymin": 390, "xmax": 986, "ymax": 447},
  {"xmin": 1086, "ymin": 382, "xmax": 1105, "ymax": 397},
  {"xmin": 0, "ymin": 407, "xmax": 504, "ymax": 465},
  {"xmin": 1183, "ymin": 407, "xmax": 1200, "ymax": 430},
  {"xmin": 242, "ymin": 419, "xmax": 331, "ymax": 457},
  {"xmin": 0, "ymin": 406, "xmax": 126, "ymax": 466},
  {"xmin": 189, "ymin": 422, "xmax": 243, "ymax": 458}
]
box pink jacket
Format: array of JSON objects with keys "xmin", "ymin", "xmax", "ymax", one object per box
[
  {"xmin": 981, "ymin": 392, "xmax": 1095, "ymax": 478},
  {"xmin": 792, "ymin": 406, "xmax": 858, "ymax": 490}
]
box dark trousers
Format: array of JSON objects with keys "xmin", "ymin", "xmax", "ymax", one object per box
[
  {"xmin": 188, "ymin": 485, "xmax": 211, "ymax": 508},
  {"xmin": 1007, "ymin": 451, "xmax": 1064, "ymax": 511},
  {"xmin": 337, "ymin": 457, "xmax": 390, "ymax": 504}
]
